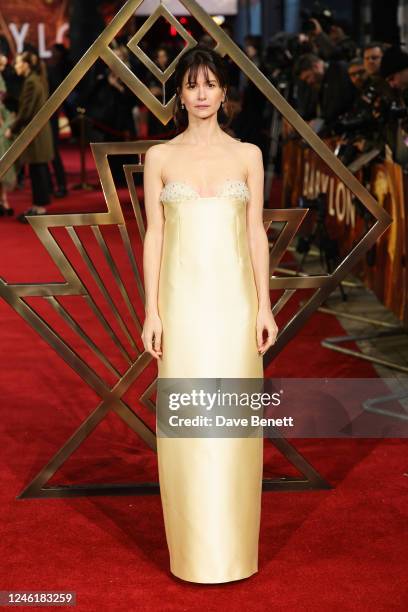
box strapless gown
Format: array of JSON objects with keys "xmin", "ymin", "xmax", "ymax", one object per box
[{"xmin": 156, "ymin": 179, "xmax": 264, "ymax": 583}]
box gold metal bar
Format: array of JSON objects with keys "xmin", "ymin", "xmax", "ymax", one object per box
[
  {"xmin": 272, "ymin": 290, "xmax": 296, "ymax": 316},
  {"xmin": 321, "ymin": 341, "xmax": 408, "ymax": 374},
  {"xmin": 317, "ymin": 306, "xmax": 401, "ymax": 328},
  {"xmin": 123, "ymin": 164, "xmax": 146, "ymax": 241},
  {"xmin": 0, "ymin": 283, "xmax": 109, "ymax": 399},
  {"xmin": 273, "ymin": 267, "xmax": 361, "ymax": 290},
  {"xmin": 100, "ymin": 46, "xmax": 175, "ymax": 123},
  {"xmin": 19, "ymin": 345, "xmax": 156, "ymax": 497},
  {"xmin": 45, "ymin": 296, "xmax": 122, "ymax": 377},
  {"xmin": 84, "ymin": 295, "xmax": 133, "ymax": 364},
  {"xmin": 270, "ymin": 275, "xmax": 330, "ymax": 289},
  {"xmin": 126, "ymin": 2, "xmax": 196, "ymax": 84},
  {"xmin": 274, "ymin": 266, "xmax": 308, "ymax": 276},
  {"xmin": 1, "ymin": 222, "xmax": 86, "ymax": 297},
  {"xmin": 19, "ymin": 393, "xmax": 156, "ymax": 498},
  {"xmin": 268, "ymin": 209, "xmax": 309, "ymax": 272},
  {"xmin": 119, "ymin": 224, "xmax": 145, "ymax": 303},
  {"xmin": 140, "ymin": 379, "xmax": 157, "ymax": 414},
  {"xmin": 91, "ymin": 225, "xmax": 142, "ymax": 335},
  {"xmin": 112, "ymin": 400, "xmax": 157, "ymax": 446},
  {"xmin": 67, "ymin": 226, "xmax": 138, "ymax": 352}
]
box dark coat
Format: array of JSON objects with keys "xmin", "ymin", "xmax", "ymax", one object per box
[
  {"xmin": 10, "ymin": 71, "xmax": 54, "ymax": 164},
  {"xmin": 320, "ymin": 61, "xmax": 356, "ymax": 123},
  {"xmin": 296, "ymin": 61, "xmax": 356, "ymax": 125}
]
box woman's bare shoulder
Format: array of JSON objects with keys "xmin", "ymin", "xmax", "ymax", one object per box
[
  {"xmin": 163, "ymin": 133, "xmax": 186, "ymax": 145},
  {"xmin": 144, "ymin": 142, "xmax": 166, "ymax": 160},
  {"xmin": 234, "ymin": 141, "xmax": 263, "ymax": 176},
  {"xmin": 238, "ymin": 141, "xmax": 263, "ymax": 158},
  {"xmin": 145, "ymin": 135, "xmax": 185, "ymax": 162}
]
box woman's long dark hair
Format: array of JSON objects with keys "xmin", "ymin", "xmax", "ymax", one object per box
[{"xmin": 172, "ymin": 45, "xmax": 231, "ymax": 130}]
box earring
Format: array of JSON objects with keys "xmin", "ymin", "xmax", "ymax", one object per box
[{"xmin": 181, "ymin": 102, "xmax": 185, "ymax": 109}]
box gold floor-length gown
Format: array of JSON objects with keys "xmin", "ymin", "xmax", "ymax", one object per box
[{"xmin": 156, "ymin": 179, "xmax": 264, "ymax": 583}]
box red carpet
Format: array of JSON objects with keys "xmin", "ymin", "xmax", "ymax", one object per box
[{"xmin": 0, "ymin": 144, "xmax": 406, "ymax": 611}]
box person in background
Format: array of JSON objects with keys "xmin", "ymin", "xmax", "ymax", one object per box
[
  {"xmin": 153, "ymin": 45, "xmax": 176, "ymax": 100},
  {"xmin": 47, "ymin": 43, "xmax": 69, "ymax": 198},
  {"xmin": 221, "ymin": 85, "xmax": 245, "ymax": 140},
  {"xmin": 363, "ymin": 42, "xmax": 384, "ymax": 78},
  {"xmin": 294, "ymin": 53, "xmax": 355, "ymax": 128},
  {"xmin": 5, "ymin": 51, "xmax": 54, "ymax": 222},
  {"xmin": 0, "ymin": 53, "xmax": 24, "ymax": 189},
  {"xmin": 0, "ymin": 27, "xmax": 10, "ymax": 57},
  {"xmin": 0, "ymin": 73, "xmax": 16, "ymax": 216},
  {"xmin": 239, "ymin": 35, "xmax": 268, "ymax": 161},
  {"xmin": 348, "ymin": 57, "xmax": 368, "ymax": 92},
  {"xmin": 0, "ymin": 53, "xmax": 23, "ymax": 114},
  {"xmin": 23, "ymin": 43, "xmax": 65, "ymax": 198},
  {"xmin": 379, "ymin": 46, "xmax": 408, "ymax": 161},
  {"xmin": 380, "ymin": 46, "xmax": 408, "ymax": 91},
  {"xmin": 308, "ymin": 17, "xmax": 357, "ymax": 63}
]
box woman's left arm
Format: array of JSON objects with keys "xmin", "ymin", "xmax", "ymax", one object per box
[{"xmin": 245, "ymin": 143, "xmax": 279, "ymax": 355}]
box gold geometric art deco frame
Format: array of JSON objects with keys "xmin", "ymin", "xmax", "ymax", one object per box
[{"xmin": 0, "ymin": 0, "xmax": 392, "ymax": 499}]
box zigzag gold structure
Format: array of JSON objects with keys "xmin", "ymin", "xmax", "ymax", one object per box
[{"xmin": 0, "ymin": 0, "xmax": 392, "ymax": 498}]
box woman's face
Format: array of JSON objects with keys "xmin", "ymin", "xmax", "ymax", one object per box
[
  {"xmin": 14, "ymin": 55, "xmax": 29, "ymax": 76},
  {"xmin": 156, "ymin": 49, "xmax": 168, "ymax": 68},
  {"xmin": 180, "ymin": 65, "xmax": 225, "ymax": 120}
]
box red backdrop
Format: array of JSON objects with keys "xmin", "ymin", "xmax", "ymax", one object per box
[{"xmin": 0, "ymin": 0, "xmax": 69, "ymax": 57}]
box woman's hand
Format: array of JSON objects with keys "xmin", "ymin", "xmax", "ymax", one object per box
[
  {"xmin": 256, "ymin": 305, "xmax": 278, "ymax": 356},
  {"xmin": 141, "ymin": 311, "xmax": 163, "ymax": 359},
  {"xmin": 4, "ymin": 127, "xmax": 12, "ymax": 139}
]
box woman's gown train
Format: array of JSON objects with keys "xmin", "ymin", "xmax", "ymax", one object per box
[{"xmin": 156, "ymin": 179, "xmax": 264, "ymax": 583}]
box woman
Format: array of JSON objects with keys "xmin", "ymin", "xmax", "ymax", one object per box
[
  {"xmin": 142, "ymin": 46, "xmax": 278, "ymax": 583},
  {"xmin": 5, "ymin": 51, "xmax": 54, "ymax": 222},
  {"xmin": 0, "ymin": 73, "xmax": 16, "ymax": 215}
]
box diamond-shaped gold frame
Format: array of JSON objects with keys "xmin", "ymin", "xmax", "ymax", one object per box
[
  {"xmin": 0, "ymin": 0, "xmax": 392, "ymax": 498},
  {"xmin": 127, "ymin": 2, "xmax": 197, "ymax": 84}
]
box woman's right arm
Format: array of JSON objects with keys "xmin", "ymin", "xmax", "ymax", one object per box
[{"xmin": 141, "ymin": 143, "xmax": 165, "ymax": 360}]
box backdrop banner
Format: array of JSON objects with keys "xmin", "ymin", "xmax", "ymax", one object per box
[{"xmin": 0, "ymin": 1, "xmax": 69, "ymax": 58}]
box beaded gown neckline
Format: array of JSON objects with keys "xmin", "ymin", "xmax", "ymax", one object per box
[{"xmin": 159, "ymin": 179, "xmax": 250, "ymax": 203}]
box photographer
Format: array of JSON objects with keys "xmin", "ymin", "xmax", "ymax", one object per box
[
  {"xmin": 379, "ymin": 46, "xmax": 408, "ymax": 163},
  {"xmin": 334, "ymin": 60, "xmax": 385, "ymax": 165},
  {"xmin": 348, "ymin": 58, "xmax": 368, "ymax": 92},
  {"xmin": 364, "ymin": 42, "xmax": 384, "ymax": 78},
  {"xmin": 293, "ymin": 53, "xmax": 355, "ymax": 131},
  {"xmin": 333, "ymin": 48, "xmax": 408, "ymax": 166},
  {"xmin": 307, "ymin": 17, "xmax": 357, "ymax": 63},
  {"xmin": 360, "ymin": 43, "xmax": 387, "ymax": 107}
]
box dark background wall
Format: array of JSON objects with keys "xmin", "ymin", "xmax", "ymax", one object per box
[
  {"xmin": 371, "ymin": 0, "xmax": 400, "ymax": 44},
  {"xmin": 261, "ymin": 0, "xmax": 400, "ymax": 46}
]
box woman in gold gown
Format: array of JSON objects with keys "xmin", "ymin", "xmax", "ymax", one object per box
[{"xmin": 142, "ymin": 46, "xmax": 278, "ymax": 583}]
